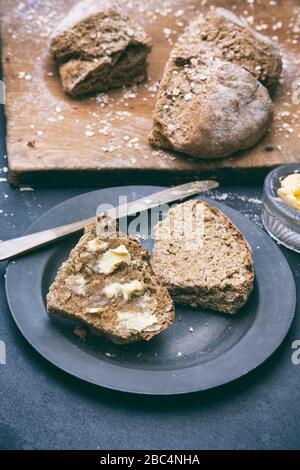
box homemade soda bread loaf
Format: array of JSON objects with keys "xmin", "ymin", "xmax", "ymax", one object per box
[
  {"xmin": 50, "ymin": 0, "xmax": 152, "ymax": 96},
  {"xmin": 149, "ymin": 58, "xmax": 273, "ymax": 159},
  {"xmin": 151, "ymin": 200, "xmax": 254, "ymax": 315},
  {"xmin": 149, "ymin": 8, "xmax": 281, "ymax": 159},
  {"xmin": 47, "ymin": 215, "xmax": 174, "ymax": 344}
]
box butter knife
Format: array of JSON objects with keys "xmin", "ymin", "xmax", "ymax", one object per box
[{"xmin": 0, "ymin": 180, "xmax": 218, "ymax": 261}]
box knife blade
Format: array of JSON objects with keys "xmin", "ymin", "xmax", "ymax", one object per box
[{"xmin": 0, "ymin": 180, "xmax": 218, "ymax": 261}]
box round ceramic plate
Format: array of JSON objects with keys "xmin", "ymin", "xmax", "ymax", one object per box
[{"xmin": 5, "ymin": 186, "xmax": 296, "ymax": 395}]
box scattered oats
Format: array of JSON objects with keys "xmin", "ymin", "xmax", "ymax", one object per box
[
  {"xmin": 177, "ymin": 352, "xmax": 183, "ymax": 357},
  {"xmin": 37, "ymin": 130, "xmax": 44, "ymax": 136},
  {"xmin": 25, "ymin": 74, "xmax": 32, "ymax": 80},
  {"xmin": 105, "ymin": 352, "xmax": 115, "ymax": 358},
  {"xmin": 163, "ymin": 28, "xmax": 172, "ymax": 37},
  {"xmin": 95, "ymin": 93, "xmax": 109, "ymax": 107},
  {"xmin": 273, "ymin": 21, "xmax": 283, "ymax": 31},
  {"xmin": 123, "ymin": 88, "xmax": 137, "ymax": 100},
  {"xmin": 189, "ymin": 327, "xmax": 194, "ymax": 332},
  {"xmin": 85, "ymin": 130, "xmax": 95, "ymax": 137},
  {"xmin": 55, "ymin": 105, "xmax": 62, "ymax": 113},
  {"xmin": 2, "ymin": 167, "xmax": 8, "ymax": 173},
  {"xmin": 123, "ymin": 135, "xmax": 130, "ymax": 141},
  {"xmin": 184, "ymin": 92, "xmax": 193, "ymax": 101},
  {"xmin": 20, "ymin": 186, "xmax": 34, "ymax": 192},
  {"xmin": 256, "ymin": 23, "xmax": 268, "ymax": 31},
  {"xmin": 175, "ymin": 9, "xmax": 184, "ymax": 17}
]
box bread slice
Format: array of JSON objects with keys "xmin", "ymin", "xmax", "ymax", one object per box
[
  {"xmin": 175, "ymin": 8, "xmax": 282, "ymax": 89},
  {"xmin": 47, "ymin": 215, "xmax": 174, "ymax": 344},
  {"xmin": 50, "ymin": 0, "xmax": 152, "ymax": 96},
  {"xmin": 151, "ymin": 200, "xmax": 254, "ymax": 315}
]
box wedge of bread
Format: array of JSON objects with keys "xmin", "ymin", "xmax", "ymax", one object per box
[
  {"xmin": 47, "ymin": 215, "xmax": 174, "ymax": 344},
  {"xmin": 151, "ymin": 200, "xmax": 254, "ymax": 315},
  {"xmin": 50, "ymin": 0, "xmax": 152, "ymax": 96}
]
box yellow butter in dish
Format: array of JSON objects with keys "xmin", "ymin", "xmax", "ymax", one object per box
[{"xmin": 277, "ymin": 173, "xmax": 300, "ymax": 211}]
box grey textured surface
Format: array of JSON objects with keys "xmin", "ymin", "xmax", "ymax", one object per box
[{"xmin": 0, "ymin": 115, "xmax": 300, "ymax": 450}]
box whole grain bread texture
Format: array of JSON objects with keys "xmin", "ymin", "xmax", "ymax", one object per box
[
  {"xmin": 149, "ymin": 7, "xmax": 281, "ymax": 159},
  {"xmin": 151, "ymin": 200, "xmax": 254, "ymax": 315},
  {"xmin": 47, "ymin": 215, "xmax": 174, "ymax": 344},
  {"xmin": 175, "ymin": 8, "xmax": 282, "ymax": 89},
  {"xmin": 50, "ymin": 0, "xmax": 152, "ymax": 96},
  {"xmin": 149, "ymin": 57, "xmax": 273, "ymax": 159}
]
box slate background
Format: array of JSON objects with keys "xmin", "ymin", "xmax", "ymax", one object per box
[{"xmin": 0, "ymin": 86, "xmax": 300, "ymax": 450}]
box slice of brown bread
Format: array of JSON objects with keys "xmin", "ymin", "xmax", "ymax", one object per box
[
  {"xmin": 50, "ymin": 0, "xmax": 152, "ymax": 96},
  {"xmin": 175, "ymin": 8, "xmax": 282, "ymax": 89},
  {"xmin": 47, "ymin": 215, "xmax": 174, "ymax": 344},
  {"xmin": 151, "ymin": 200, "xmax": 254, "ymax": 315}
]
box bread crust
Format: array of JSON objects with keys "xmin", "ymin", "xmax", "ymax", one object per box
[{"xmin": 175, "ymin": 8, "xmax": 282, "ymax": 89}]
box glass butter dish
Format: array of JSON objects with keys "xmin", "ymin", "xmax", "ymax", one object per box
[{"xmin": 262, "ymin": 165, "xmax": 300, "ymax": 253}]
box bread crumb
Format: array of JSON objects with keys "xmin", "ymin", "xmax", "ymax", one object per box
[{"xmin": 74, "ymin": 326, "xmax": 88, "ymax": 340}]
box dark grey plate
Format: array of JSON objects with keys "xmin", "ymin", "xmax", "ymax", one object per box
[{"xmin": 5, "ymin": 186, "xmax": 296, "ymax": 395}]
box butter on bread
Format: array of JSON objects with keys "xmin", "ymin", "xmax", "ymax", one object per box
[{"xmin": 47, "ymin": 215, "xmax": 174, "ymax": 344}]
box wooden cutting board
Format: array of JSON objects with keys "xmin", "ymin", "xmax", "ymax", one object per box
[{"xmin": 1, "ymin": 0, "xmax": 300, "ymax": 186}]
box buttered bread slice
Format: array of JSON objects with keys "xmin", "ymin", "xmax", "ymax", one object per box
[
  {"xmin": 47, "ymin": 215, "xmax": 174, "ymax": 344},
  {"xmin": 151, "ymin": 200, "xmax": 254, "ymax": 315}
]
